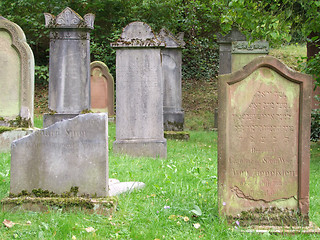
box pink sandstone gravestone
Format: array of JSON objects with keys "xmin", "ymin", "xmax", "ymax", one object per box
[
  {"xmin": 90, "ymin": 61, "xmax": 115, "ymax": 116},
  {"xmin": 218, "ymin": 56, "xmax": 312, "ymax": 226}
]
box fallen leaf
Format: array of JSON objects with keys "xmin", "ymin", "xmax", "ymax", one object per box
[
  {"xmin": 72, "ymin": 236, "xmax": 77, "ymax": 240},
  {"xmin": 183, "ymin": 216, "xmax": 190, "ymax": 222},
  {"xmin": 26, "ymin": 221, "xmax": 32, "ymax": 225},
  {"xmin": 85, "ymin": 227, "xmax": 96, "ymax": 233},
  {"xmin": 3, "ymin": 219, "xmax": 16, "ymax": 228}
]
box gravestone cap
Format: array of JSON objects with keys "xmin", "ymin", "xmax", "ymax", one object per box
[
  {"xmin": 158, "ymin": 28, "xmax": 185, "ymax": 48},
  {"xmin": 44, "ymin": 7, "xmax": 94, "ymax": 29},
  {"xmin": 217, "ymin": 27, "xmax": 246, "ymax": 43},
  {"xmin": 232, "ymin": 41, "xmax": 269, "ymax": 54},
  {"xmin": 111, "ymin": 21, "xmax": 164, "ymax": 48}
]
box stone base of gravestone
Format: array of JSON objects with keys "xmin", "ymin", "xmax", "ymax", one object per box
[
  {"xmin": 11, "ymin": 113, "xmax": 108, "ymax": 197},
  {"xmin": 0, "ymin": 129, "xmax": 34, "ymax": 152},
  {"xmin": 113, "ymin": 139, "xmax": 167, "ymax": 159},
  {"xmin": 239, "ymin": 223, "xmax": 320, "ymax": 234},
  {"xmin": 164, "ymin": 131, "xmax": 190, "ymax": 141},
  {"xmin": 43, "ymin": 113, "xmax": 79, "ymax": 128},
  {"xmin": 1, "ymin": 196, "xmax": 117, "ymax": 216},
  {"xmin": 163, "ymin": 111, "xmax": 184, "ymax": 131}
]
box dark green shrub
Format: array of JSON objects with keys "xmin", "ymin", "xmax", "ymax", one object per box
[{"xmin": 311, "ymin": 108, "xmax": 320, "ymax": 142}]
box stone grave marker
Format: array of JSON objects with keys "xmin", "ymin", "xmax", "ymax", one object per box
[
  {"xmin": 158, "ymin": 28, "xmax": 185, "ymax": 131},
  {"xmin": 0, "ymin": 17, "xmax": 34, "ymax": 126},
  {"xmin": 11, "ymin": 113, "xmax": 108, "ymax": 197},
  {"xmin": 43, "ymin": 7, "xmax": 95, "ymax": 127},
  {"xmin": 111, "ymin": 21, "xmax": 167, "ymax": 158},
  {"xmin": 218, "ymin": 56, "xmax": 312, "ymax": 226},
  {"xmin": 90, "ymin": 61, "xmax": 115, "ymax": 116},
  {"xmin": 231, "ymin": 40, "xmax": 269, "ymax": 72}
]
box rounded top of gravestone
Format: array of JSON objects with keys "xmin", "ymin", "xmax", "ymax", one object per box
[
  {"xmin": 44, "ymin": 7, "xmax": 95, "ymax": 29},
  {"xmin": 217, "ymin": 27, "xmax": 246, "ymax": 44},
  {"xmin": 158, "ymin": 28, "xmax": 185, "ymax": 48},
  {"xmin": 111, "ymin": 21, "xmax": 164, "ymax": 48}
]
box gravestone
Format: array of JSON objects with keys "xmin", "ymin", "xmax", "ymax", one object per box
[
  {"xmin": 90, "ymin": 61, "xmax": 115, "ymax": 116},
  {"xmin": 231, "ymin": 41, "xmax": 269, "ymax": 72},
  {"xmin": 158, "ymin": 28, "xmax": 185, "ymax": 131},
  {"xmin": 218, "ymin": 56, "xmax": 312, "ymax": 226},
  {"xmin": 111, "ymin": 21, "xmax": 167, "ymax": 158},
  {"xmin": 43, "ymin": 7, "xmax": 94, "ymax": 128},
  {"xmin": 11, "ymin": 113, "xmax": 108, "ymax": 196},
  {"xmin": 0, "ymin": 17, "xmax": 34, "ymax": 127}
]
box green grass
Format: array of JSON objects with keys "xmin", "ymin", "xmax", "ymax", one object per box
[
  {"xmin": 269, "ymin": 44, "xmax": 307, "ymax": 71},
  {"xmin": 0, "ymin": 122, "xmax": 320, "ymax": 239}
]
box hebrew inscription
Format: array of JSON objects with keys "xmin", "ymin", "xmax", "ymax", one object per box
[{"xmin": 228, "ymin": 67, "xmax": 299, "ymax": 203}]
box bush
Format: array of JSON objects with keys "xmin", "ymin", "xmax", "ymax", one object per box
[{"xmin": 311, "ymin": 108, "xmax": 320, "ymax": 142}]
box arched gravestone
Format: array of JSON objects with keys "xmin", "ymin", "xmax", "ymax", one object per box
[
  {"xmin": 218, "ymin": 56, "xmax": 312, "ymax": 226},
  {"xmin": 90, "ymin": 61, "xmax": 115, "ymax": 116},
  {"xmin": 158, "ymin": 28, "xmax": 185, "ymax": 131},
  {"xmin": 111, "ymin": 21, "xmax": 167, "ymax": 158},
  {"xmin": 0, "ymin": 17, "xmax": 34, "ymax": 127}
]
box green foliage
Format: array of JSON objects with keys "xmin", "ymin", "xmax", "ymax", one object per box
[
  {"xmin": 34, "ymin": 65, "xmax": 49, "ymax": 87},
  {"xmin": 311, "ymin": 108, "xmax": 320, "ymax": 142}
]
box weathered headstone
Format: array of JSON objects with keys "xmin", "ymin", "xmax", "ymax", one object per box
[
  {"xmin": 111, "ymin": 21, "xmax": 167, "ymax": 158},
  {"xmin": 158, "ymin": 28, "xmax": 185, "ymax": 131},
  {"xmin": 218, "ymin": 56, "xmax": 312, "ymax": 226},
  {"xmin": 11, "ymin": 113, "xmax": 108, "ymax": 197},
  {"xmin": 43, "ymin": 7, "xmax": 95, "ymax": 127},
  {"xmin": 90, "ymin": 61, "xmax": 115, "ymax": 116},
  {"xmin": 231, "ymin": 40, "xmax": 269, "ymax": 72},
  {"xmin": 0, "ymin": 17, "xmax": 34, "ymax": 127}
]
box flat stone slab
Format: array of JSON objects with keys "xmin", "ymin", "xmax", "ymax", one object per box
[
  {"xmin": 0, "ymin": 129, "xmax": 34, "ymax": 152},
  {"xmin": 237, "ymin": 222, "xmax": 320, "ymax": 235},
  {"xmin": 109, "ymin": 179, "xmax": 145, "ymax": 196},
  {"xmin": 1, "ymin": 196, "xmax": 117, "ymax": 216},
  {"xmin": 164, "ymin": 131, "xmax": 190, "ymax": 141}
]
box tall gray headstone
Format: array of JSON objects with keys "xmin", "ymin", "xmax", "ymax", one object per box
[
  {"xmin": 158, "ymin": 28, "xmax": 185, "ymax": 131},
  {"xmin": 11, "ymin": 113, "xmax": 108, "ymax": 197},
  {"xmin": 111, "ymin": 22, "xmax": 167, "ymax": 158},
  {"xmin": 0, "ymin": 17, "xmax": 34, "ymax": 127},
  {"xmin": 43, "ymin": 7, "xmax": 95, "ymax": 127}
]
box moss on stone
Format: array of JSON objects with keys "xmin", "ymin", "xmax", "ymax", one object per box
[
  {"xmin": 81, "ymin": 109, "xmax": 93, "ymax": 114},
  {"xmin": 8, "ymin": 116, "xmax": 31, "ymax": 128},
  {"xmin": 226, "ymin": 207, "xmax": 309, "ymax": 227},
  {"xmin": 0, "ymin": 126, "xmax": 15, "ymax": 134},
  {"xmin": 164, "ymin": 131, "xmax": 190, "ymax": 141}
]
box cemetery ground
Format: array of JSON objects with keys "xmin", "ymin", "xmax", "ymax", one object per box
[
  {"xmin": 0, "ymin": 122, "xmax": 320, "ymax": 239},
  {"xmin": 1, "ymin": 43, "xmax": 320, "ymax": 239}
]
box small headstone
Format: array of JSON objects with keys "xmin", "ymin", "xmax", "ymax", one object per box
[
  {"xmin": 90, "ymin": 61, "xmax": 115, "ymax": 116},
  {"xmin": 0, "ymin": 17, "xmax": 34, "ymax": 127},
  {"xmin": 218, "ymin": 56, "xmax": 312, "ymax": 226},
  {"xmin": 158, "ymin": 28, "xmax": 185, "ymax": 131},
  {"xmin": 11, "ymin": 113, "xmax": 108, "ymax": 197},
  {"xmin": 43, "ymin": 7, "xmax": 95, "ymax": 127},
  {"xmin": 111, "ymin": 22, "xmax": 167, "ymax": 158}
]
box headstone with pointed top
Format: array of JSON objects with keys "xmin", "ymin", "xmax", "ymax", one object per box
[
  {"xmin": 90, "ymin": 61, "xmax": 115, "ymax": 116},
  {"xmin": 0, "ymin": 17, "xmax": 34, "ymax": 127},
  {"xmin": 158, "ymin": 28, "xmax": 185, "ymax": 131},
  {"xmin": 111, "ymin": 22, "xmax": 167, "ymax": 158},
  {"xmin": 43, "ymin": 7, "xmax": 95, "ymax": 127}
]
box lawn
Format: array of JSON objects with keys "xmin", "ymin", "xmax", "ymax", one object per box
[{"xmin": 0, "ymin": 121, "xmax": 320, "ymax": 239}]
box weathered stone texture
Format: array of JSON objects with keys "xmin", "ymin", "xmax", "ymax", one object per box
[
  {"xmin": 111, "ymin": 22, "xmax": 167, "ymax": 158},
  {"xmin": 158, "ymin": 28, "xmax": 185, "ymax": 131},
  {"xmin": 218, "ymin": 56, "xmax": 312, "ymax": 226},
  {"xmin": 43, "ymin": 7, "xmax": 94, "ymax": 126},
  {"xmin": 11, "ymin": 113, "xmax": 108, "ymax": 197},
  {"xmin": 90, "ymin": 61, "xmax": 115, "ymax": 115},
  {"xmin": 0, "ymin": 17, "xmax": 34, "ymax": 126}
]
